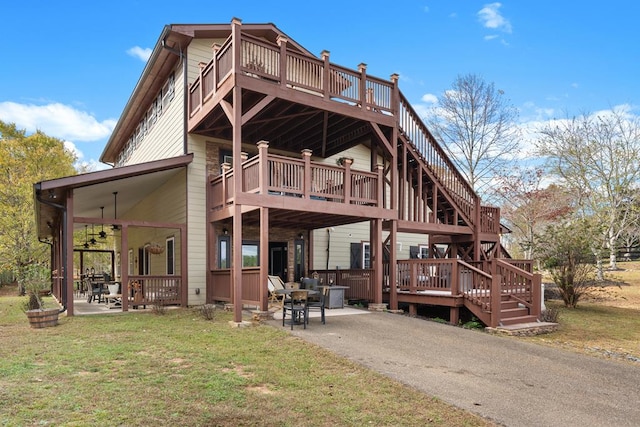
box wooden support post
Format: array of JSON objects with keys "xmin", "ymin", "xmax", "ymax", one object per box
[
  {"xmin": 277, "ymin": 35, "xmax": 288, "ymax": 87},
  {"xmin": 490, "ymin": 274, "xmax": 502, "ymax": 327},
  {"xmin": 321, "ymin": 50, "xmax": 330, "ymax": 99},
  {"xmin": 343, "ymin": 157, "xmax": 352, "ymax": 205},
  {"xmin": 358, "ymin": 63, "xmax": 367, "ymax": 109},
  {"xmin": 257, "ymin": 141, "xmax": 269, "ymax": 194},
  {"xmin": 409, "ymin": 303, "xmax": 417, "ymax": 317},
  {"xmin": 532, "ymin": 273, "xmax": 542, "ymax": 319},
  {"xmin": 449, "ymin": 307, "xmax": 459, "ymax": 325},
  {"xmin": 301, "ymin": 149, "xmax": 312, "ymax": 198},
  {"xmin": 65, "ymin": 191, "xmax": 74, "ymax": 316},
  {"xmin": 259, "ymin": 207, "xmax": 269, "ymax": 311}
]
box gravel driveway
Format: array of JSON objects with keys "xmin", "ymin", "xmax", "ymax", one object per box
[{"xmin": 267, "ymin": 309, "xmax": 640, "ymax": 426}]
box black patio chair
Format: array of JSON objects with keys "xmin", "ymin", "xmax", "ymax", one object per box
[
  {"xmin": 306, "ymin": 285, "xmax": 328, "ymax": 325},
  {"xmin": 282, "ymin": 290, "xmax": 308, "ymax": 330}
]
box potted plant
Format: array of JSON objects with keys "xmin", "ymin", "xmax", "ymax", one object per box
[{"xmin": 19, "ymin": 264, "xmax": 59, "ymax": 328}]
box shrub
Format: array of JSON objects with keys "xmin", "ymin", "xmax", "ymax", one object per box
[
  {"xmin": 200, "ymin": 304, "xmax": 216, "ymax": 321},
  {"xmin": 536, "ymin": 219, "xmax": 597, "ymax": 308},
  {"xmin": 540, "ymin": 306, "xmax": 560, "ymax": 323},
  {"xmin": 17, "ymin": 264, "xmax": 50, "ymax": 310}
]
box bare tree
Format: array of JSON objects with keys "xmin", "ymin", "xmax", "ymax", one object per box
[
  {"xmin": 536, "ymin": 107, "xmax": 640, "ymax": 270},
  {"xmin": 495, "ymin": 167, "xmax": 574, "ymax": 260},
  {"xmin": 427, "ymin": 73, "xmax": 520, "ymax": 196}
]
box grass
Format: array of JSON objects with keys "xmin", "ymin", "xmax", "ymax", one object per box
[
  {"xmin": 520, "ymin": 260, "xmax": 640, "ymax": 363},
  {"xmin": 2, "ymin": 259, "xmax": 639, "ymax": 425},
  {"xmin": 0, "ymin": 289, "xmax": 494, "ymax": 427}
]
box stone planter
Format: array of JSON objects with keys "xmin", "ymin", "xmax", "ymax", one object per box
[{"xmin": 26, "ymin": 308, "xmax": 59, "ymax": 328}]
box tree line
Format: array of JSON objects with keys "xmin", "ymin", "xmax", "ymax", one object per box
[{"xmin": 0, "ymin": 121, "xmax": 76, "ymax": 285}]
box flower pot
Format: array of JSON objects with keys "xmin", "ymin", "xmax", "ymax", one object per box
[{"xmin": 26, "ymin": 308, "xmax": 59, "ymax": 328}]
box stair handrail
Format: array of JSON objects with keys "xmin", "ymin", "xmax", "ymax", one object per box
[
  {"xmin": 495, "ymin": 259, "xmax": 541, "ymax": 317},
  {"xmin": 457, "ymin": 259, "xmax": 492, "ymax": 305},
  {"xmin": 398, "ymin": 91, "xmax": 480, "ymax": 226}
]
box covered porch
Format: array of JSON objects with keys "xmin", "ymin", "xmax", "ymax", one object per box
[{"xmin": 34, "ymin": 155, "xmax": 192, "ymax": 315}]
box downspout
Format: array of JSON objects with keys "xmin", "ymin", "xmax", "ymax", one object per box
[
  {"xmin": 162, "ymin": 38, "xmax": 188, "ymax": 155},
  {"xmin": 35, "ymin": 185, "xmax": 67, "ymax": 314}
]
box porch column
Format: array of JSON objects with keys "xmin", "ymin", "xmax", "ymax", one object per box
[
  {"xmin": 121, "ymin": 225, "xmax": 129, "ymax": 312},
  {"xmin": 231, "ymin": 77, "xmax": 244, "ymax": 323},
  {"xmin": 259, "ymin": 207, "xmax": 269, "ymax": 312},
  {"xmin": 65, "ymin": 191, "xmax": 74, "ymax": 316},
  {"xmin": 389, "ymin": 220, "xmax": 398, "ymax": 310},
  {"xmin": 373, "ymin": 219, "xmax": 383, "ymax": 305}
]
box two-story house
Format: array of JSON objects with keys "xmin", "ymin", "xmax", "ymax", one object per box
[{"xmin": 34, "ymin": 19, "xmax": 541, "ymax": 327}]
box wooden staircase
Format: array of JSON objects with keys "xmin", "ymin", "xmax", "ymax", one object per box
[{"xmin": 499, "ymin": 296, "xmax": 539, "ymax": 326}]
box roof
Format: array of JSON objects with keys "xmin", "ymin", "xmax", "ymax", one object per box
[
  {"xmin": 34, "ymin": 154, "xmax": 193, "ymax": 239},
  {"xmin": 100, "ymin": 20, "xmax": 311, "ymax": 164}
]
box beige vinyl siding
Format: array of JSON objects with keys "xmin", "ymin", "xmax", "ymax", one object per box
[
  {"xmin": 310, "ymin": 144, "xmax": 429, "ymax": 269},
  {"xmin": 126, "ymin": 65, "xmax": 185, "ymax": 165},
  {"xmin": 185, "ymin": 134, "xmax": 208, "ymax": 305},
  {"xmin": 187, "ymin": 38, "xmax": 228, "ymax": 81},
  {"xmin": 312, "ymin": 225, "xmax": 429, "ymax": 270},
  {"xmin": 121, "ymin": 171, "xmax": 186, "ymax": 277}
]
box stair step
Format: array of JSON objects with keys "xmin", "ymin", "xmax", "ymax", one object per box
[
  {"xmin": 500, "ymin": 315, "xmax": 538, "ymax": 326},
  {"xmin": 500, "ymin": 300, "xmax": 521, "ymax": 310},
  {"xmin": 501, "ymin": 307, "xmax": 529, "ymax": 318}
]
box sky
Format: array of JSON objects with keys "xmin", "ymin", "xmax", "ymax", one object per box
[{"xmin": 1, "ymin": 1, "xmax": 638, "ymax": 171}]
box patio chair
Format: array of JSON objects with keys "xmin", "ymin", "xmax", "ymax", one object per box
[
  {"xmin": 268, "ymin": 275, "xmax": 286, "ymax": 309},
  {"xmin": 85, "ymin": 277, "xmax": 104, "ymax": 303},
  {"xmin": 306, "ymin": 285, "xmax": 328, "ymax": 324},
  {"xmin": 282, "ymin": 290, "xmax": 309, "ymax": 330}
]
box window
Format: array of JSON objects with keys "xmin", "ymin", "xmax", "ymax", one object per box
[
  {"xmin": 242, "ymin": 241, "xmax": 259, "ymax": 267},
  {"xmin": 140, "ymin": 246, "xmax": 151, "ymax": 275},
  {"xmin": 419, "ymin": 245, "xmax": 429, "ymax": 259},
  {"xmin": 166, "ymin": 237, "xmax": 175, "ymax": 275},
  {"xmin": 294, "ymin": 239, "xmax": 304, "ymax": 281},
  {"xmin": 128, "ymin": 249, "xmax": 134, "ymax": 275},
  {"xmin": 350, "ymin": 242, "xmax": 370, "ymax": 269},
  {"xmin": 362, "ymin": 242, "xmax": 371, "ymax": 269},
  {"xmin": 220, "ymin": 149, "xmax": 232, "ymax": 174},
  {"xmin": 218, "ymin": 235, "xmax": 230, "ymax": 268}
]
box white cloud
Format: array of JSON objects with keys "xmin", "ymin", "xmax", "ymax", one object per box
[
  {"xmin": 0, "ymin": 101, "xmax": 116, "ymax": 142},
  {"xmin": 126, "ymin": 46, "xmax": 152, "ymax": 62},
  {"xmin": 571, "ymin": 82, "xmax": 579, "ymax": 89},
  {"xmin": 421, "ymin": 93, "xmax": 438, "ymax": 104},
  {"xmin": 478, "ymin": 3, "xmax": 512, "ymax": 33},
  {"xmin": 484, "ymin": 35, "xmax": 499, "ymax": 41}
]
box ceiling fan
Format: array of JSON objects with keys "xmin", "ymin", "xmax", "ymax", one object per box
[{"xmin": 111, "ymin": 192, "xmax": 121, "ymax": 231}]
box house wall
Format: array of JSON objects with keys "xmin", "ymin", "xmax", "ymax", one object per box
[
  {"xmin": 185, "ymin": 133, "xmax": 208, "ymax": 305},
  {"xmin": 123, "ymin": 66, "xmax": 185, "ymax": 166},
  {"xmin": 311, "ymin": 144, "xmax": 429, "ymax": 270},
  {"xmin": 120, "ymin": 171, "xmax": 186, "ymax": 278}
]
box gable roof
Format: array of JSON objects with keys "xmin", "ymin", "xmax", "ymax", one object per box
[
  {"xmin": 100, "ymin": 20, "xmax": 310, "ymax": 164},
  {"xmin": 34, "ymin": 154, "xmax": 193, "ymax": 239}
]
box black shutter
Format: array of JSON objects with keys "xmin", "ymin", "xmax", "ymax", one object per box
[
  {"xmin": 350, "ymin": 243, "xmax": 362, "ymax": 269},
  {"xmin": 409, "ymin": 246, "xmax": 419, "ymax": 259}
]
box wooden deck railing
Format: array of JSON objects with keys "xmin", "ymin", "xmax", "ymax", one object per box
[
  {"xmin": 189, "ymin": 31, "xmax": 394, "ymax": 118},
  {"xmin": 395, "ymin": 259, "xmax": 458, "ymax": 294},
  {"xmin": 127, "ymin": 275, "xmax": 182, "ymax": 306},
  {"xmin": 397, "ymin": 92, "xmax": 479, "ymax": 227},
  {"xmin": 208, "ymin": 268, "xmax": 261, "ymax": 306},
  {"xmin": 480, "ymin": 205, "xmax": 501, "ymax": 234},
  {"xmin": 314, "ymin": 269, "xmax": 376, "ymax": 301},
  {"xmin": 209, "ymin": 150, "xmax": 382, "ymax": 210}
]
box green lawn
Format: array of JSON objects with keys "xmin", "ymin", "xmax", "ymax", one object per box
[{"xmin": 0, "ymin": 292, "xmax": 493, "ymax": 427}]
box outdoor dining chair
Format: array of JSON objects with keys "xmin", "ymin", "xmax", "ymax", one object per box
[
  {"xmin": 282, "ymin": 290, "xmax": 308, "ymax": 330},
  {"xmin": 306, "ymin": 285, "xmax": 328, "ymax": 324},
  {"xmin": 84, "ymin": 277, "xmax": 104, "ymax": 303}
]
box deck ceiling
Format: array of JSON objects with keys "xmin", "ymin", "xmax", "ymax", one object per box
[
  {"xmin": 240, "ymin": 207, "xmax": 375, "ymax": 230},
  {"xmin": 191, "ymin": 89, "xmax": 386, "ymax": 158}
]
